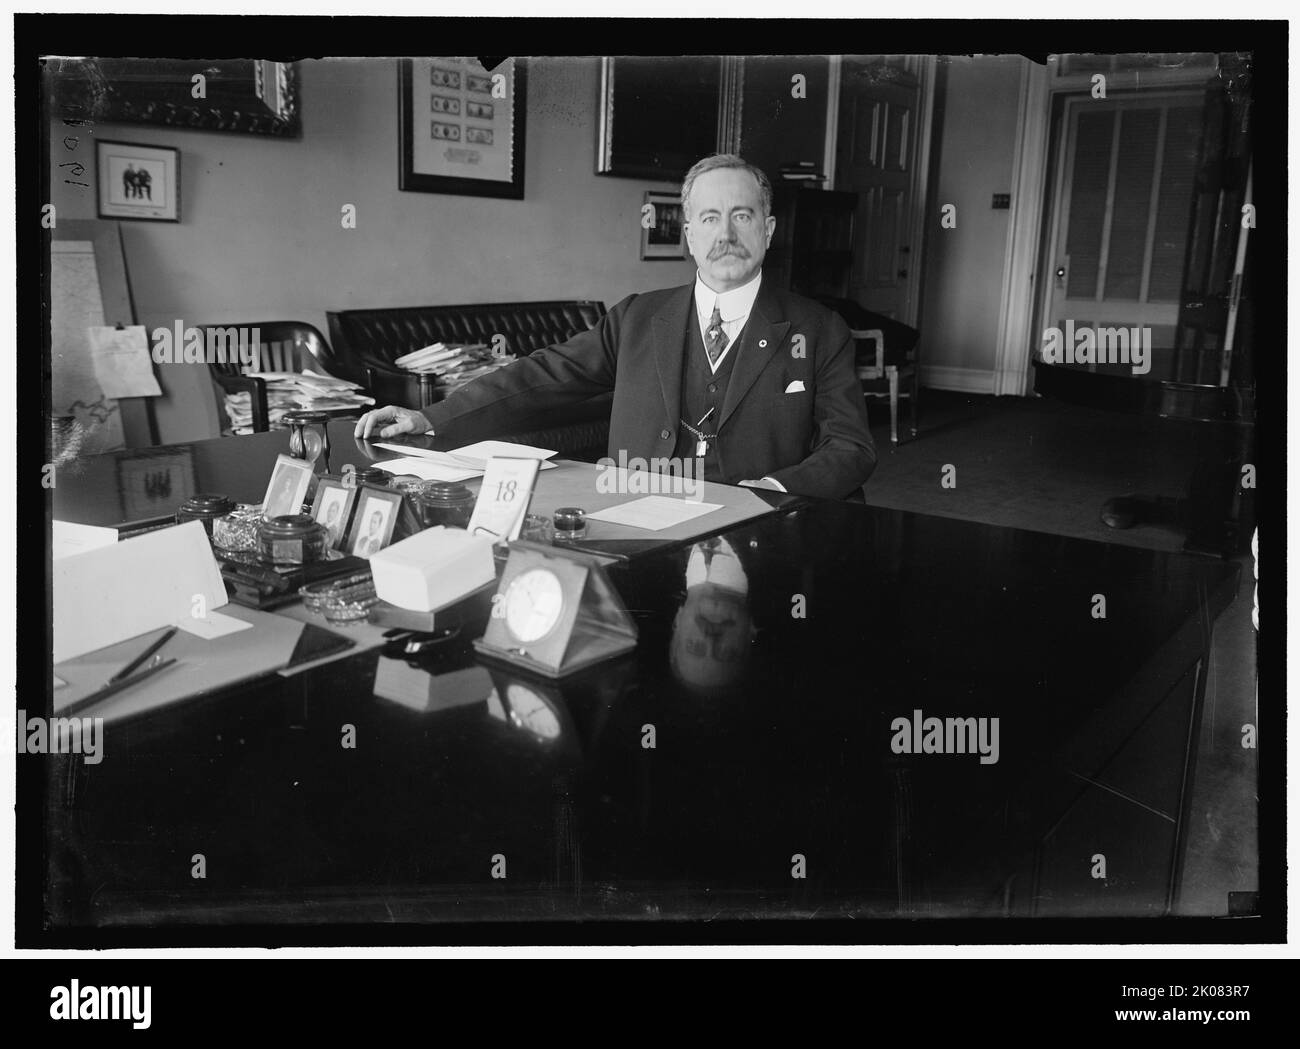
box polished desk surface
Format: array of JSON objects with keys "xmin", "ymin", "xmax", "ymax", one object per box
[{"xmin": 40, "ymin": 425, "xmax": 1241, "ymax": 934}]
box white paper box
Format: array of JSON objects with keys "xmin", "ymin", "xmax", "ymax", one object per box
[{"xmin": 368, "ymin": 526, "xmax": 496, "ymax": 613}]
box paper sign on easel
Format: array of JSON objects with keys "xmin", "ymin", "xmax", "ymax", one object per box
[{"xmin": 467, "ymin": 456, "xmax": 542, "ymax": 543}]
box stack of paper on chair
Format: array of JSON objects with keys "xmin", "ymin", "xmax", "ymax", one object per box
[{"xmin": 368, "ymin": 526, "xmax": 496, "ymax": 613}]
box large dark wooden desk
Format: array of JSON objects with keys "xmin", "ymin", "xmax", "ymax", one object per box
[{"xmin": 34, "ymin": 425, "xmax": 1242, "ymax": 942}]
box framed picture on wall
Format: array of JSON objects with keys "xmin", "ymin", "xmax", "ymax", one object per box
[
  {"xmin": 641, "ymin": 191, "xmax": 690, "ymax": 260},
  {"xmin": 96, "ymin": 140, "xmax": 180, "ymax": 222},
  {"xmin": 398, "ymin": 58, "xmax": 527, "ymax": 198}
]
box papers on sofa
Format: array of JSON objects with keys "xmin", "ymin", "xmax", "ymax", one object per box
[{"xmin": 587, "ymin": 496, "xmax": 724, "ymax": 532}]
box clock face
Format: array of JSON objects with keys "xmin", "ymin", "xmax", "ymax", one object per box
[
  {"xmin": 506, "ymin": 684, "xmax": 562, "ymax": 741},
  {"xmin": 504, "ymin": 568, "xmax": 565, "ymax": 643}
]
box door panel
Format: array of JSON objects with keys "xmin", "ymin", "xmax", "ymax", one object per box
[
  {"xmin": 835, "ymin": 58, "xmax": 922, "ymax": 320},
  {"xmin": 1044, "ymin": 92, "xmax": 1205, "ymax": 371}
]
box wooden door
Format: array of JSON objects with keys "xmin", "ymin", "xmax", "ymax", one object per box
[
  {"xmin": 834, "ymin": 56, "xmax": 923, "ymax": 321},
  {"xmin": 1040, "ymin": 90, "xmax": 1206, "ymax": 377}
]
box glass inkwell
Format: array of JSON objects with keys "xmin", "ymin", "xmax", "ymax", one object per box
[
  {"xmin": 414, "ymin": 481, "xmax": 476, "ymax": 530},
  {"xmin": 258, "ymin": 513, "xmax": 330, "ymax": 566},
  {"xmin": 176, "ymin": 493, "xmax": 237, "ymax": 538}
]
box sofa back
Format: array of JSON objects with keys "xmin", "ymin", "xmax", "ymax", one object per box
[
  {"xmin": 327, "ymin": 299, "xmax": 606, "ymax": 384},
  {"xmin": 327, "ymin": 299, "xmax": 611, "ymax": 459}
]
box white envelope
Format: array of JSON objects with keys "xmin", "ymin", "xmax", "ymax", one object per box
[{"xmin": 785, "ymin": 380, "xmax": 806, "ymax": 393}]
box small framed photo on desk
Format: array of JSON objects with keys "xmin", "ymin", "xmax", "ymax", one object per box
[
  {"xmin": 348, "ymin": 486, "xmax": 402, "ymax": 558},
  {"xmin": 311, "ymin": 477, "xmax": 358, "ymax": 550},
  {"xmin": 262, "ymin": 454, "xmax": 315, "ymax": 519}
]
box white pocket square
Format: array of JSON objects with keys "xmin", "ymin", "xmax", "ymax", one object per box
[{"xmin": 785, "ymin": 380, "xmax": 806, "ymax": 393}]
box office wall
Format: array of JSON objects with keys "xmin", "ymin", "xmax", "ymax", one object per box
[
  {"xmin": 918, "ymin": 55, "xmax": 1027, "ymax": 392},
  {"xmin": 49, "ymin": 57, "xmax": 695, "ymax": 443}
]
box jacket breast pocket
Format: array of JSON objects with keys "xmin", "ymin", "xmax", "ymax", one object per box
[{"xmin": 772, "ymin": 391, "xmax": 809, "ymax": 409}]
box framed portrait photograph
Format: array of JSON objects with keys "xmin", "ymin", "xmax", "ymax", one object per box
[
  {"xmin": 641, "ymin": 191, "xmax": 689, "ymax": 260},
  {"xmin": 262, "ymin": 454, "xmax": 315, "ymax": 519},
  {"xmin": 398, "ymin": 57, "xmax": 527, "ymax": 198},
  {"xmin": 310, "ymin": 477, "xmax": 359, "ymax": 550},
  {"xmin": 96, "ymin": 140, "xmax": 180, "ymax": 222},
  {"xmin": 347, "ymin": 486, "xmax": 403, "ymax": 559}
]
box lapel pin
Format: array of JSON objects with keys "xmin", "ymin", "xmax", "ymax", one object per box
[{"xmin": 758, "ymin": 339, "xmax": 768, "ymax": 348}]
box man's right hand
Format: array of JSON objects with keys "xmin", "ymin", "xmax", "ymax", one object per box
[{"xmin": 353, "ymin": 405, "xmax": 430, "ymax": 441}]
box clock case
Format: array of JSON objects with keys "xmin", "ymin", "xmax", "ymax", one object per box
[{"xmin": 473, "ymin": 540, "xmax": 638, "ymax": 678}]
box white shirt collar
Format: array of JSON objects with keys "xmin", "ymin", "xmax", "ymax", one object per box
[{"xmin": 694, "ymin": 269, "xmax": 763, "ymax": 325}]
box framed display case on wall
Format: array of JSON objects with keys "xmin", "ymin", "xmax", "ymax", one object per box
[{"xmin": 399, "ymin": 57, "xmax": 527, "ymax": 199}]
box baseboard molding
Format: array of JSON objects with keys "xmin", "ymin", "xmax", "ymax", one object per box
[{"xmin": 920, "ymin": 365, "xmax": 998, "ymax": 394}]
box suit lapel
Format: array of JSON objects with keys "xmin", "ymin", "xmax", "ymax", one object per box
[
  {"xmin": 719, "ymin": 278, "xmax": 790, "ymax": 430},
  {"xmin": 650, "ymin": 284, "xmax": 693, "ymax": 429}
]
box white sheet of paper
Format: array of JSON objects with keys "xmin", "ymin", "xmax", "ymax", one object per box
[
  {"xmin": 87, "ymin": 325, "xmax": 162, "ymax": 398},
  {"xmin": 176, "ymin": 610, "xmax": 255, "ymax": 640},
  {"xmin": 52, "ymin": 520, "xmax": 228, "ymax": 663},
  {"xmin": 586, "ymin": 496, "xmax": 724, "ymax": 532},
  {"xmin": 52, "ymin": 520, "xmax": 119, "ymax": 560},
  {"xmin": 452, "ymin": 440, "xmax": 559, "ymax": 470},
  {"xmin": 374, "ymin": 456, "xmax": 480, "ymax": 482},
  {"xmin": 374, "ymin": 442, "xmax": 556, "ymax": 472}
]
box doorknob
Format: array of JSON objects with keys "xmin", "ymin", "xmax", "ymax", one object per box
[{"xmin": 1055, "ymin": 264, "xmax": 1067, "ymax": 288}]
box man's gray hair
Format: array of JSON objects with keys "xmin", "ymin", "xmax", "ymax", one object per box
[{"xmin": 681, "ymin": 154, "xmax": 773, "ymax": 220}]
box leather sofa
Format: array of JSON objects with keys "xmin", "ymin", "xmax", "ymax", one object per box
[{"xmin": 327, "ymin": 300, "xmax": 612, "ymax": 461}]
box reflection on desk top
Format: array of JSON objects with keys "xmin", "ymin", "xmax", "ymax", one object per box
[{"xmin": 40, "ymin": 433, "xmax": 1242, "ymax": 931}]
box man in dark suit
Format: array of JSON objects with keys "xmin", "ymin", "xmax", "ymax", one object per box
[{"xmin": 355, "ymin": 154, "xmax": 875, "ymax": 499}]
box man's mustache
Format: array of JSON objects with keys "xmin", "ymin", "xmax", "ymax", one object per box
[{"xmin": 709, "ymin": 245, "xmax": 750, "ymax": 260}]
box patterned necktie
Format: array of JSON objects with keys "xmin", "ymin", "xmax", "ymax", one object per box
[{"xmin": 704, "ymin": 303, "xmax": 729, "ymax": 366}]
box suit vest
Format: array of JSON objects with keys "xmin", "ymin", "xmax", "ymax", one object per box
[{"xmin": 671, "ymin": 307, "xmax": 748, "ymax": 482}]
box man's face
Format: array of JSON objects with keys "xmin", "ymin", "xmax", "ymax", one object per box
[
  {"xmin": 684, "ymin": 167, "xmax": 776, "ymax": 293},
  {"xmin": 368, "ymin": 510, "xmax": 383, "ymax": 535}
]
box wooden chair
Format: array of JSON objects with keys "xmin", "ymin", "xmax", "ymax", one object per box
[
  {"xmin": 813, "ymin": 295, "xmax": 921, "ymax": 446},
  {"xmin": 852, "ymin": 327, "xmax": 920, "ymax": 446},
  {"xmin": 207, "ymin": 321, "xmax": 342, "ymax": 433}
]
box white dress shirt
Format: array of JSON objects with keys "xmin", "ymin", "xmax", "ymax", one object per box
[
  {"xmin": 692, "ymin": 270, "xmax": 785, "ymax": 492},
  {"xmin": 693, "ymin": 270, "xmax": 763, "ymax": 374}
]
